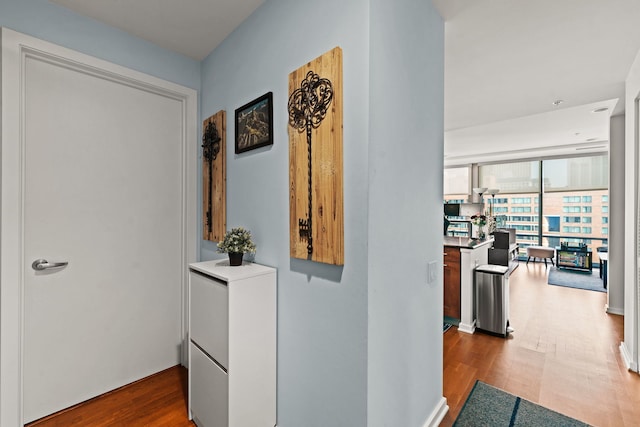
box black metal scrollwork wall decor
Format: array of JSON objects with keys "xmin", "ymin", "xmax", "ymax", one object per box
[
  {"xmin": 287, "ymin": 70, "xmax": 334, "ymax": 256},
  {"xmin": 202, "ymin": 121, "xmax": 221, "ymax": 234}
]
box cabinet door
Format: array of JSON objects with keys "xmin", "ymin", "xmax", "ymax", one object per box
[
  {"xmin": 190, "ymin": 272, "xmax": 229, "ymax": 368},
  {"xmin": 443, "ymin": 247, "xmax": 461, "ymax": 319},
  {"xmin": 190, "ymin": 343, "xmax": 228, "ymax": 427}
]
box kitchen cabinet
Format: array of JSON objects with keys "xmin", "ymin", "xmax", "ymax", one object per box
[
  {"xmin": 188, "ymin": 259, "xmax": 276, "ymax": 427},
  {"xmin": 443, "ymin": 236, "xmax": 492, "ymax": 333},
  {"xmin": 443, "ymin": 246, "xmax": 461, "ymax": 319}
]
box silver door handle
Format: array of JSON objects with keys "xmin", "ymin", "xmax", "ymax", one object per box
[{"xmin": 32, "ymin": 259, "xmax": 68, "ymax": 271}]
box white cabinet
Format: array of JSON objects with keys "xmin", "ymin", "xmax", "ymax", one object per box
[{"xmin": 188, "ymin": 259, "xmax": 277, "ymax": 427}]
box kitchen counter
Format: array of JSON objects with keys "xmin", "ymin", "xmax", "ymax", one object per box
[
  {"xmin": 443, "ymin": 236, "xmax": 493, "ymax": 334},
  {"xmin": 444, "ymin": 236, "xmax": 494, "ymax": 249}
]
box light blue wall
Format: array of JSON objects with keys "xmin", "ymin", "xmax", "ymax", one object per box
[
  {"xmin": 367, "ymin": 0, "xmax": 444, "ymax": 426},
  {"xmin": 2, "ymin": 0, "xmax": 445, "ymax": 424},
  {"xmin": 201, "ymin": 0, "xmax": 370, "ymax": 425},
  {"xmin": 0, "ymin": 0, "xmax": 200, "ymax": 90},
  {"xmin": 202, "ymin": 0, "xmax": 444, "ymax": 425}
]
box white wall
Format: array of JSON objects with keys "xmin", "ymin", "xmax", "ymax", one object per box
[
  {"xmin": 622, "ymin": 51, "xmax": 640, "ymax": 372},
  {"xmin": 607, "ymin": 115, "xmax": 625, "ymax": 315}
]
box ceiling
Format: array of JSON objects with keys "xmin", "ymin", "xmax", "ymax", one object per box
[
  {"xmin": 434, "ymin": 0, "xmax": 640, "ymax": 165},
  {"xmin": 50, "ymin": 0, "xmax": 640, "ymax": 166},
  {"xmin": 49, "ymin": 0, "xmax": 264, "ymax": 61}
]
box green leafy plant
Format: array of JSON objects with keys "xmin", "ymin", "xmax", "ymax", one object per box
[
  {"xmin": 470, "ymin": 213, "xmax": 487, "ymax": 227},
  {"xmin": 217, "ymin": 227, "xmax": 257, "ymax": 254}
]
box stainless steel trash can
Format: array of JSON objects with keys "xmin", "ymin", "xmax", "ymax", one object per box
[{"xmin": 474, "ymin": 264, "xmax": 510, "ymax": 337}]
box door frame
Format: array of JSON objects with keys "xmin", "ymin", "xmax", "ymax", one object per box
[{"xmin": 0, "ymin": 28, "xmax": 197, "ymax": 426}]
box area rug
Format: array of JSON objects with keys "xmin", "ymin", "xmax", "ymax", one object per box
[
  {"xmin": 454, "ymin": 380, "xmax": 590, "ymax": 426},
  {"xmin": 443, "ymin": 323, "xmax": 452, "ymax": 333},
  {"xmin": 547, "ymin": 268, "xmax": 605, "ymax": 292}
]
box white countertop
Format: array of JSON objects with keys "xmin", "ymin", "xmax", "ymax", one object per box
[
  {"xmin": 189, "ymin": 258, "xmax": 275, "ymax": 282},
  {"xmin": 444, "ymin": 236, "xmax": 494, "ymax": 249}
]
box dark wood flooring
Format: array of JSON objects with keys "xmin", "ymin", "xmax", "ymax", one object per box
[
  {"xmin": 26, "ymin": 262, "xmax": 640, "ymax": 426},
  {"xmin": 441, "ymin": 262, "xmax": 640, "ymax": 426},
  {"xmin": 26, "ymin": 366, "xmax": 194, "ymax": 427}
]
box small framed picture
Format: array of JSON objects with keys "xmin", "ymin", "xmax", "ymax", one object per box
[{"xmin": 235, "ymin": 92, "xmax": 273, "ymax": 154}]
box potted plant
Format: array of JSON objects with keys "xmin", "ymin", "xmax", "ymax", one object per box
[
  {"xmin": 470, "ymin": 213, "xmax": 488, "ymax": 239},
  {"xmin": 217, "ymin": 227, "xmax": 257, "ymax": 266}
]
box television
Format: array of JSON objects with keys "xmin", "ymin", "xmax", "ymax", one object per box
[{"xmin": 444, "ymin": 203, "xmax": 460, "ymax": 216}]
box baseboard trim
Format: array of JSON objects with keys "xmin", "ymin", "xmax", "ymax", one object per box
[
  {"xmin": 458, "ymin": 322, "xmax": 475, "ymax": 334},
  {"xmin": 421, "ymin": 396, "xmax": 449, "ymax": 427},
  {"xmin": 619, "ymin": 341, "xmax": 638, "ymax": 372}
]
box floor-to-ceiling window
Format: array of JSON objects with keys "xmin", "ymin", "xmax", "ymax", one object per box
[
  {"xmin": 479, "ymin": 160, "xmax": 540, "ymax": 257},
  {"xmin": 541, "ymin": 155, "xmax": 609, "ymax": 264},
  {"xmin": 445, "ymin": 154, "xmax": 609, "ymax": 264}
]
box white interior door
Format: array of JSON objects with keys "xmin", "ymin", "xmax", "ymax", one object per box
[{"xmin": 0, "ymin": 29, "xmax": 197, "ymax": 425}]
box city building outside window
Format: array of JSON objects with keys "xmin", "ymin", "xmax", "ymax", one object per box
[
  {"xmin": 563, "ymin": 206, "xmax": 581, "ymax": 213},
  {"xmin": 476, "ymin": 155, "xmax": 608, "ymax": 261},
  {"xmin": 445, "ymin": 156, "xmax": 608, "ymax": 264},
  {"xmin": 563, "ymin": 226, "xmax": 581, "ymax": 233},
  {"xmin": 563, "ymin": 216, "xmax": 580, "ymax": 223},
  {"xmin": 563, "ymin": 196, "xmax": 581, "ymax": 203}
]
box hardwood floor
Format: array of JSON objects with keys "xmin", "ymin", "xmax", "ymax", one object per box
[
  {"xmin": 23, "ymin": 262, "xmax": 640, "ymax": 426},
  {"xmin": 441, "ymin": 262, "xmax": 640, "ymax": 426},
  {"xmin": 26, "ymin": 366, "xmax": 194, "ymax": 427}
]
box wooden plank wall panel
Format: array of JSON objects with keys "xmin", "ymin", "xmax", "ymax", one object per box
[
  {"xmin": 288, "ymin": 47, "xmax": 344, "ymax": 265},
  {"xmin": 202, "ymin": 110, "xmax": 226, "ymax": 242}
]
